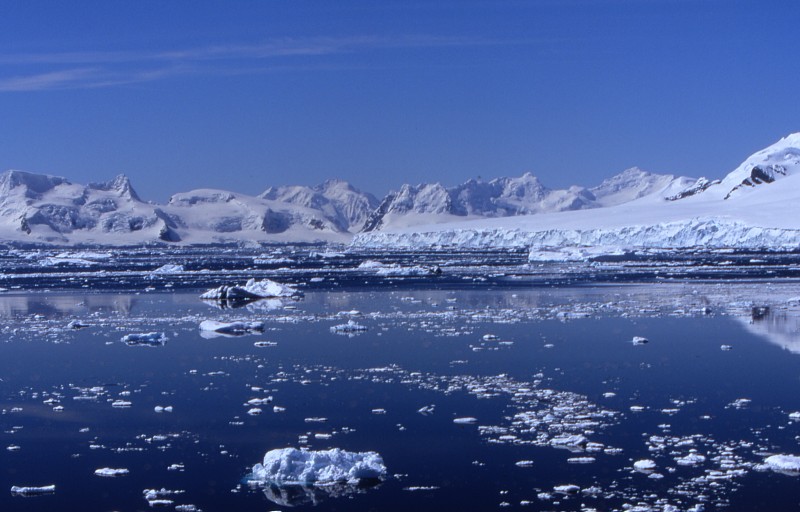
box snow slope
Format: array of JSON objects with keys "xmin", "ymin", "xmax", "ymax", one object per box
[
  {"xmin": 0, "ymin": 173, "xmax": 364, "ymax": 245},
  {"xmin": 353, "ymin": 133, "xmax": 800, "ymax": 255}
]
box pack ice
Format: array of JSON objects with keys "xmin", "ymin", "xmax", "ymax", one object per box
[{"xmin": 250, "ymin": 448, "xmax": 386, "ymax": 485}]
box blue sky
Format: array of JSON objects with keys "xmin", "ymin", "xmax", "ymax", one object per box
[{"xmin": 1, "ymin": 0, "xmax": 798, "ymax": 202}]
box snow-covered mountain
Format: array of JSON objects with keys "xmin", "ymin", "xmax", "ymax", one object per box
[
  {"xmin": 259, "ymin": 180, "xmax": 378, "ymax": 232},
  {"xmin": 353, "ymin": 133, "xmax": 800, "ymax": 256},
  {"xmin": 361, "ymin": 170, "xmax": 691, "ymax": 232},
  {"xmin": 2, "ymin": 132, "xmax": 799, "ymax": 249},
  {"xmin": 0, "ymin": 173, "xmax": 370, "ymax": 245}
]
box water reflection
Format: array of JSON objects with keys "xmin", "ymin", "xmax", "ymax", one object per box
[
  {"xmin": 258, "ymin": 481, "xmax": 378, "ymax": 507},
  {"xmin": 737, "ymin": 306, "xmax": 800, "ymax": 354},
  {"xmin": 0, "ymin": 294, "xmax": 137, "ymax": 318}
]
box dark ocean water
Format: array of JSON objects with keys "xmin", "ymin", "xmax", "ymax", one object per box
[{"xmin": 2, "ymin": 286, "xmax": 800, "ymax": 511}]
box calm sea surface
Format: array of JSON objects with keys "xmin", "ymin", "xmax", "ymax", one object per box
[{"xmin": 2, "ymin": 285, "xmax": 800, "ymax": 511}]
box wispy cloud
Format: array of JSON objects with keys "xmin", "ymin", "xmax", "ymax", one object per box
[{"xmin": 0, "ymin": 35, "xmax": 532, "ymax": 92}]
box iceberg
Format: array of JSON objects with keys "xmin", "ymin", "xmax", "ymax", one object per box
[
  {"xmin": 200, "ymin": 279, "xmax": 299, "ymax": 302},
  {"xmin": 764, "ymin": 454, "xmax": 800, "ymax": 474},
  {"xmin": 249, "ymin": 447, "xmax": 386, "ymax": 486}
]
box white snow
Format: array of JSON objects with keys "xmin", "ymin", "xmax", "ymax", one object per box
[
  {"xmin": 249, "ymin": 447, "xmax": 386, "ymax": 485},
  {"xmin": 353, "ymin": 134, "xmax": 800, "ymax": 255}
]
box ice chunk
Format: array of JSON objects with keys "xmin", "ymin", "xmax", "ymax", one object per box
[
  {"xmin": 121, "ymin": 332, "xmax": 167, "ymax": 347},
  {"xmin": 250, "ymin": 447, "xmax": 386, "ymax": 485},
  {"xmin": 94, "ymin": 467, "xmax": 129, "ymax": 477},
  {"xmin": 10, "ymin": 485, "xmax": 55, "ymax": 495},
  {"xmin": 201, "ymin": 279, "xmax": 299, "ymax": 301},
  {"xmin": 453, "ymin": 417, "xmax": 478, "ymax": 424},
  {"xmin": 330, "ymin": 320, "xmax": 367, "ymax": 334},
  {"xmin": 631, "ymin": 336, "xmax": 649, "ymax": 345},
  {"xmin": 633, "ymin": 459, "xmax": 657, "ymax": 472},
  {"xmin": 764, "ymin": 454, "xmax": 800, "ymax": 473}
]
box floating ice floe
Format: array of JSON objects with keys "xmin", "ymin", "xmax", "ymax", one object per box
[
  {"xmin": 453, "ymin": 417, "xmax": 478, "ymax": 425},
  {"xmin": 149, "ymin": 264, "xmax": 185, "ymax": 275},
  {"xmin": 249, "ymin": 447, "xmax": 386, "ymax": 485},
  {"xmin": 154, "ymin": 405, "xmax": 173, "ymax": 413},
  {"xmin": 764, "ymin": 454, "xmax": 800, "ymax": 474},
  {"xmin": 10, "ymin": 485, "xmax": 55, "ymax": 495},
  {"xmin": 121, "ymin": 332, "xmax": 167, "ymax": 347},
  {"xmin": 631, "ymin": 336, "xmax": 649, "ymax": 345},
  {"xmin": 67, "ymin": 320, "xmax": 89, "ymax": 329},
  {"xmin": 94, "ymin": 467, "xmax": 129, "ymax": 477},
  {"xmin": 199, "ymin": 320, "xmax": 264, "ymax": 337},
  {"xmin": 200, "ymin": 279, "xmax": 299, "ymax": 302},
  {"xmin": 330, "ymin": 320, "xmax": 367, "ymax": 334},
  {"xmin": 633, "ymin": 459, "xmax": 657, "ymax": 472}
]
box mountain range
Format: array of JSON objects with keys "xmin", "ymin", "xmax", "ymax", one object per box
[{"xmin": 1, "ymin": 133, "xmax": 798, "ymax": 248}]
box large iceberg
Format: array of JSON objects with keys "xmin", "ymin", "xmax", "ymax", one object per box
[{"xmin": 250, "ymin": 448, "xmax": 386, "ymax": 485}]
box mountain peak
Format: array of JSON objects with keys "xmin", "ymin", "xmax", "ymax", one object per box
[
  {"xmin": 88, "ymin": 174, "xmax": 142, "ymax": 202},
  {"xmin": 718, "ymin": 133, "xmax": 800, "ymax": 199}
]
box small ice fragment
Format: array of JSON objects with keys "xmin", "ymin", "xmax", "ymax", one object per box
[
  {"xmin": 720, "ymin": 344, "xmax": 733, "ymax": 351},
  {"xmin": 67, "ymin": 320, "xmax": 88, "ymax": 329},
  {"xmin": 330, "ymin": 320, "xmax": 367, "ymax": 334},
  {"xmin": 633, "ymin": 459, "xmax": 657, "ymax": 472},
  {"xmin": 789, "ymin": 412, "xmax": 800, "ymax": 420},
  {"xmin": 254, "ymin": 341, "xmax": 277, "ymax": 348},
  {"xmin": 10, "ymin": 485, "xmax": 55, "ymax": 495},
  {"xmin": 111, "ymin": 400, "xmax": 132, "ymax": 408},
  {"xmin": 304, "ymin": 417, "xmax": 328, "ymax": 423},
  {"xmin": 371, "ymin": 408, "xmax": 386, "ymax": 414},
  {"xmin": 94, "ymin": 468, "xmax": 129, "ymax": 477},
  {"xmin": 273, "ymin": 406, "xmax": 286, "ymax": 413},
  {"xmin": 553, "ymin": 484, "xmax": 580, "ymax": 494},
  {"xmin": 631, "ymin": 336, "xmax": 649, "ymax": 345},
  {"xmin": 567, "ymin": 457, "xmax": 596, "ymax": 464},
  {"xmin": 247, "ymin": 408, "xmax": 262, "ymax": 416},
  {"xmin": 515, "ymin": 460, "xmax": 535, "ymax": 467},
  {"xmin": 675, "ymin": 452, "xmax": 706, "ymax": 466},
  {"xmin": 482, "ymin": 334, "xmax": 499, "ymax": 341},
  {"xmin": 453, "ymin": 417, "xmax": 478, "ymax": 425},
  {"xmin": 121, "ymin": 332, "xmax": 167, "ymax": 347},
  {"xmin": 417, "ymin": 405, "xmax": 435, "ymax": 415}
]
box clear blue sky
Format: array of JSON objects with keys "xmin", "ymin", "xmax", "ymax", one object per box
[{"xmin": 1, "ymin": 0, "xmax": 798, "ymax": 202}]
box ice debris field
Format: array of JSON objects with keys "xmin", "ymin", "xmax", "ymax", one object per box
[{"xmin": 4, "ymin": 251, "xmax": 800, "ymax": 511}]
